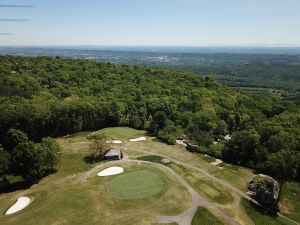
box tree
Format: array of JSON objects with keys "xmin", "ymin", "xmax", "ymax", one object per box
[
  {"xmin": 87, "ymin": 133, "xmax": 110, "ymax": 160},
  {"xmin": 157, "ymin": 125, "xmax": 182, "ymax": 145},
  {"xmin": 262, "ymin": 150, "xmax": 300, "ymax": 181},
  {"xmin": 192, "ymin": 111, "xmax": 217, "ymax": 132},
  {"xmin": 3, "ymin": 129, "xmax": 28, "ymax": 151},
  {"xmin": 107, "ymin": 102, "xmax": 124, "ymax": 126},
  {"xmin": 267, "ymin": 131, "xmax": 298, "ymax": 153},
  {"xmin": 11, "ymin": 141, "xmax": 41, "ymax": 181},
  {"xmin": 38, "ymin": 137, "xmax": 60, "ymax": 171},
  {"xmin": 149, "ymin": 111, "xmax": 167, "ymax": 134},
  {"xmin": 194, "ymin": 130, "xmax": 214, "ymax": 147},
  {"xmin": 257, "ymin": 121, "xmax": 283, "ymax": 144},
  {"xmin": 0, "ymin": 145, "xmax": 10, "ymax": 185},
  {"xmin": 215, "ymin": 120, "xmax": 227, "ymax": 135},
  {"xmin": 222, "ymin": 129, "xmax": 261, "ymax": 167}
]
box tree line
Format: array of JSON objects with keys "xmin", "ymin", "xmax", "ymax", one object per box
[{"xmin": 0, "ymin": 55, "xmax": 299, "ymax": 184}]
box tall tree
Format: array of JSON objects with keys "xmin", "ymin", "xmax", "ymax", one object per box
[
  {"xmin": 38, "ymin": 137, "xmax": 60, "ymax": 171},
  {"xmin": 223, "ymin": 129, "xmax": 261, "ymax": 167},
  {"xmin": 87, "ymin": 133, "xmax": 110, "ymax": 160},
  {"xmin": 263, "ymin": 150, "xmax": 300, "ymax": 181},
  {"xmin": 0, "ymin": 145, "xmax": 10, "ymax": 185},
  {"xmin": 3, "ymin": 129, "xmax": 28, "ymax": 151}
]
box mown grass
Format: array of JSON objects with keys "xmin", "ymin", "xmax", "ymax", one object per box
[
  {"xmin": 210, "ymin": 168, "xmax": 251, "ymax": 192},
  {"xmin": 1, "ymin": 127, "xmax": 298, "ymax": 225},
  {"xmin": 205, "ymin": 160, "xmax": 254, "ymax": 192},
  {"xmin": 109, "ymin": 169, "xmax": 165, "ymax": 199},
  {"xmin": 168, "ymin": 163, "xmax": 255, "ymax": 225},
  {"xmin": 241, "ymin": 199, "xmax": 294, "ymax": 225},
  {"xmin": 169, "ymin": 163, "xmax": 234, "ymax": 205},
  {"xmin": 137, "ymin": 155, "xmax": 164, "ymax": 164},
  {"xmin": 201, "ymin": 155, "xmax": 216, "ymax": 163},
  {"xmin": 96, "ymin": 127, "xmax": 143, "ymax": 140},
  {"xmin": 124, "ymin": 134, "xmax": 255, "ymax": 192},
  {"xmin": 0, "ymin": 127, "xmax": 191, "ymax": 225},
  {"xmin": 278, "ymin": 182, "xmax": 300, "ymax": 222},
  {"xmin": 192, "ymin": 207, "xmax": 224, "ymax": 225}
]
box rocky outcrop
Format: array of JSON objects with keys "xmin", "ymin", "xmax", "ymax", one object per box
[
  {"xmin": 185, "ymin": 142, "xmax": 198, "ymax": 152},
  {"xmin": 247, "ymin": 174, "xmax": 280, "ymax": 207}
]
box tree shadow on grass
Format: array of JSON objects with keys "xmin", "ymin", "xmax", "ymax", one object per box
[
  {"xmin": 83, "ymin": 155, "xmax": 102, "ymax": 164},
  {"xmin": 242, "ymin": 198, "xmax": 279, "ymax": 219},
  {"xmin": 0, "ymin": 180, "xmax": 36, "ymax": 194},
  {"xmin": 0, "ymin": 170, "xmax": 57, "ymax": 194}
]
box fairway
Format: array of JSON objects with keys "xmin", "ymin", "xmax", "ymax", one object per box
[
  {"xmin": 1, "ymin": 127, "xmax": 298, "ymax": 225},
  {"xmin": 97, "ymin": 127, "xmax": 143, "ymax": 140},
  {"xmin": 109, "ymin": 169, "xmax": 164, "ymax": 199}
]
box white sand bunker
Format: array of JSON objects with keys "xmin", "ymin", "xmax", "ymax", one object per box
[
  {"xmin": 129, "ymin": 137, "xmax": 146, "ymax": 142},
  {"xmin": 106, "ymin": 140, "xmax": 122, "ymax": 144},
  {"xmin": 176, "ymin": 140, "xmax": 187, "ymax": 147},
  {"xmin": 6, "ymin": 197, "xmax": 31, "ymax": 215},
  {"xmin": 97, "ymin": 166, "xmax": 124, "ymax": 177},
  {"xmin": 210, "ymin": 159, "xmax": 223, "ymax": 166}
]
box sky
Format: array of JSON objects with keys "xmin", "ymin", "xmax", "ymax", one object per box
[{"xmin": 0, "ymin": 0, "xmax": 300, "ymax": 46}]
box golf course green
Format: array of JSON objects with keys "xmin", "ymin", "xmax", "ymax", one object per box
[{"xmin": 109, "ymin": 169, "xmax": 165, "ymax": 199}]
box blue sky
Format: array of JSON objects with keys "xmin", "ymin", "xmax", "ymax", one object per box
[{"xmin": 0, "ymin": 0, "xmax": 300, "ymax": 46}]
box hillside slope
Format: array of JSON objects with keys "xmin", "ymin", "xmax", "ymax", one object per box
[{"xmin": 0, "ymin": 56, "xmax": 299, "ymax": 182}]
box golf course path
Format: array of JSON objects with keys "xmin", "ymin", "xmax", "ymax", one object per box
[
  {"xmin": 77, "ymin": 163, "xmax": 105, "ymax": 182},
  {"xmin": 77, "ymin": 152, "xmax": 298, "ymax": 225},
  {"xmin": 127, "ymin": 159, "xmax": 239, "ymax": 225},
  {"xmin": 83, "ymin": 157, "xmax": 239, "ymax": 225},
  {"xmin": 133, "ymin": 149, "xmax": 299, "ymax": 225}
]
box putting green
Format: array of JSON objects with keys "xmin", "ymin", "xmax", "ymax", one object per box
[{"xmin": 109, "ymin": 169, "xmax": 165, "ymax": 199}]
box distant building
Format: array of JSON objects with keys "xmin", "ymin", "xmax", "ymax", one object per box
[{"xmin": 105, "ymin": 149, "xmax": 123, "ymax": 160}]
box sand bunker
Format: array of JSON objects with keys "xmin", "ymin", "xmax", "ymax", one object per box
[
  {"xmin": 97, "ymin": 166, "xmax": 124, "ymax": 177},
  {"xmin": 210, "ymin": 159, "xmax": 223, "ymax": 166},
  {"xmin": 6, "ymin": 197, "xmax": 31, "ymax": 215},
  {"xmin": 129, "ymin": 137, "xmax": 146, "ymax": 142},
  {"xmin": 106, "ymin": 140, "xmax": 122, "ymax": 144},
  {"xmin": 176, "ymin": 140, "xmax": 187, "ymax": 147}
]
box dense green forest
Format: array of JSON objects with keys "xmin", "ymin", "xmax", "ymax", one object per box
[
  {"xmin": 0, "ymin": 55, "xmax": 299, "ymax": 186},
  {"xmin": 174, "ymin": 64, "xmax": 300, "ymax": 92},
  {"xmin": 1, "ymin": 48, "xmax": 300, "ymax": 93}
]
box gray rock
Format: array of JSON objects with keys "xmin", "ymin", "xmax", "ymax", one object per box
[{"xmin": 247, "ymin": 174, "xmax": 280, "ymax": 206}]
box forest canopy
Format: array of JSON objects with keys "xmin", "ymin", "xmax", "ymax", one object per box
[{"xmin": 0, "ymin": 55, "xmax": 299, "ymax": 183}]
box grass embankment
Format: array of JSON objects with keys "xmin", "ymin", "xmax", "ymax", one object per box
[
  {"xmin": 192, "ymin": 207, "xmax": 224, "ymax": 225},
  {"xmin": 278, "ymin": 182, "xmax": 300, "ymax": 222},
  {"xmin": 241, "ymin": 199, "xmax": 294, "ymax": 225},
  {"xmin": 209, "ymin": 162, "xmax": 254, "ymax": 192},
  {"xmin": 168, "ymin": 163, "xmax": 254, "ymax": 225},
  {"xmin": 137, "ymin": 155, "xmax": 165, "ymax": 164}
]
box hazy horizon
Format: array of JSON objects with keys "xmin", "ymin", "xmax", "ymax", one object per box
[{"xmin": 1, "ymin": 0, "xmax": 300, "ymax": 46}]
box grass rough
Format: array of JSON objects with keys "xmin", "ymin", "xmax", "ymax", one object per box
[
  {"xmin": 192, "ymin": 207, "xmax": 224, "ymax": 225},
  {"xmin": 278, "ymin": 182, "xmax": 300, "ymax": 222},
  {"xmin": 137, "ymin": 155, "xmax": 164, "ymax": 164},
  {"xmin": 241, "ymin": 199, "xmax": 294, "ymax": 225}
]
